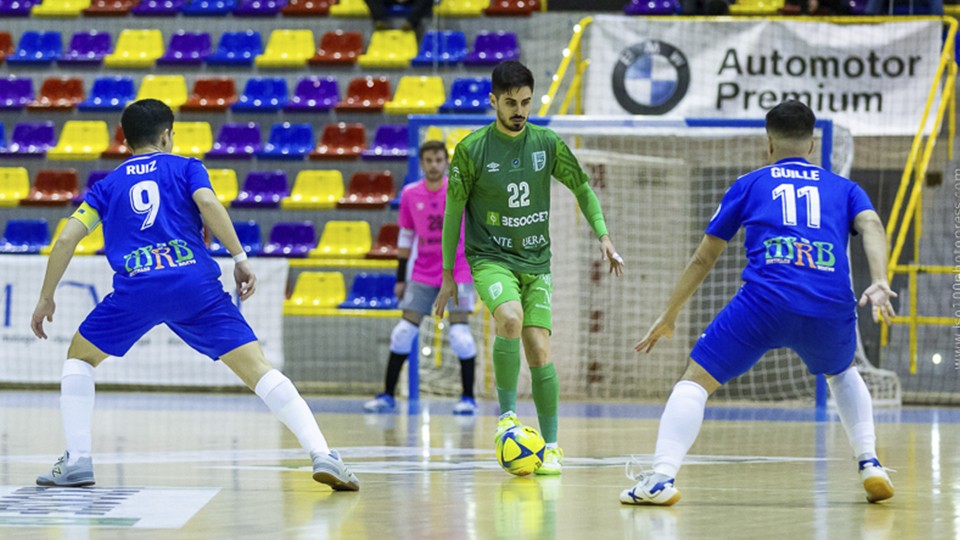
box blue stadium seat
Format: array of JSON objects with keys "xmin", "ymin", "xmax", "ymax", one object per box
[
  {"xmin": 339, "ymin": 273, "xmax": 398, "ymax": 309},
  {"xmin": 78, "ymin": 77, "xmax": 135, "ymax": 111},
  {"xmin": 440, "ymin": 77, "xmax": 492, "ymax": 114},
  {"xmin": 411, "ymin": 31, "xmax": 468, "ymax": 67},
  {"xmin": 209, "ymin": 220, "xmax": 263, "ymax": 257},
  {"xmin": 206, "ymin": 31, "xmax": 262, "ymax": 66},
  {"xmin": 0, "ymin": 219, "xmax": 51, "ymax": 254},
  {"xmin": 181, "ymin": 0, "xmax": 236, "ymax": 15},
  {"xmin": 257, "ymin": 122, "xmax": 313, "ymax": 160},
  {"xmin": 232, "ymin": 77, "xmax": 288, "ymax": 112},
  {"xmin": 6, "ymin": 31, "xmax": 62, "ymax": 66}
]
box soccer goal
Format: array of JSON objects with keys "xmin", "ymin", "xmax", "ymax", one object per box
[{"xmin": 409, "ymin": 114, "xmax": 902, "ymax": 407}]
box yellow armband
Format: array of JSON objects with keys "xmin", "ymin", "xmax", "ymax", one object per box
[{"xmin": 71, "ymin": 202, "xmax": 102, "ymax": 231}]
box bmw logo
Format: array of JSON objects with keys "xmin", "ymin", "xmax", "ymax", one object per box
[{"xmin": 612, "ymin": 40, "xmax": 690, "ymax": 115}]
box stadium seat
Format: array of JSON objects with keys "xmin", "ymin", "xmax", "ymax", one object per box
[
  {"xmin": 170, "ymin": 121, "xmax": 213, "ymax": 159},
  {"xmin": 310, "ymin": 221, "xmax": 371, "ymax": 258},
  {"xmin": 21, "ymin": 169, "xmax": 79, "ymax": 206},
  {"xmin": 42, "ymin": 217, "xmax": 104, "ymax": 255},
  {"xmin": 254, "ymin": 29, "xmax": 315, "ymax": 68},
  {"xmin": 233, "ymin": 0, "xmax": 285, "ymax": 16},
  {"xmin": 309, "ymin": 30, "xmax": 362, "ymax": 65},
  {"xmin": 328, "ymin": 0, "xmax": 367, "ymax": 16},
  {"xmin": 0, "ymin": 124, "xmax": 5, "ymax": 151},
  {"xmin": 135, "ymin": 75, "xmax": 188, "ymax": 110},
  {"xmin": 206, "ymin": 31, "xmax": 262, "ymax": 66},
  {"xmin": 47, "ymin": 121, "xmax": 110, "ymax": 161},
  {"xmin": 283, "ymin": 271, "xmax": 345, "ymax": 313},
  {"xmin": 181, "ymin": 0, "xmax": 235, "ymax": 15},
  {"xmin": 0, "ymin": 219, "xmax": 50, "ymax": 254},
  {"xmin": 181, "ymin": 78, "xmax": 237, "ymax": 112},
  {"xmin": 27, "ymin": 77, "xmax": 84, "ymax": 111},
  {"xmin": 338, "ymin": 171, "xmax": 394, "ymax": 209},
  {"xmin": 336, "ymin": 77, "xmax": 390, "ymax": 112},
  {"xmin": 208, "ymin": 168, "xmax": 238, "ymax": 205},
  {"xmin": 6, "ymin": 31, "xmax": 61, "ymax": 66},
  {"xmin": 59, "ymin": 31, "xmax": 112, "ymax": 65},
  {"xmin": 73, "ymin": 169, "xmax": 108, "ymax": 205},
  {"xmin": 233, "ymin": 170, "xmax": 287, "ymax": 207},
  {"xmin": 435, "ymin": 0, "xmax": 489, "ymax": 16},
  {"xmin": 366, "ymin": 222, "xmax": 399, "ymax": 259},
  {"xmin": 101, "ymin": 124, "xmax": 131, "ymax": 159},
  {"xmin": 281, "ymin": 170, "xmax": 343, "ymax": 210},
  {"xmin": 384, "ymin": 76, "xmax": 445, "ymax": 115},
  {"xmin": 464, "ymin": 31, "xmax": 519, "ymax": 65},
  {"xmin": 484, "ymin": 0, "xmax": 537, "ymax": 15},
  {"xmin": 232, "ymin": 78, "xmax": 288, "ymax": 112},
  {"xmin": 206, "ymin": 122, "xmax": 261, "ymax": 159},
  {"xmin": 263, "ymin": 221, "xmax": 315, "ymax": 257},
  {"xmin": 0, "ymin": 167, "xmax": 29, "ymax": 206},
  {"xmin": 83, "ymin": 0, "xmax": 137, "ymax": 15},
  {"xmin": 0, "ymin": 78, "xmax": 33, "ymax": 110},
  {"xmin": 357, "ymin": 30, "xmax": 417, "ymax": 68},
  {"xmin": 209, "ymin": 221, "xmax": 263, "ymax": 257},
  {"xmin": 309, "ymin": 123, "xmax": 364, "ymax": 160},
  {"xmin": 422, "ymin": 126, "xmax": 443, "ymax": 144},
  {"xmin": 280, "ymin": 0, "xmax": 328, "ymax": 16},
  {"xmin": 728, "ymin": 0, "xmax": 780, "ymax": 14},
  {"xmin": 285, "ymin": 76, "xmax": 338, "ymax": 113},
  {"xmin": 339, "ymin": 273, "xmax": 397, "ymax": 309},
  {"xmin": 131, "ymin": 0, "xmax": 183, "ymax": 14},
  {"xmin": 0, "ymin": 33, "xmax": 12, "ymax": 62},
  {"xmin": 411, "ymin": 31, "xmax": 468, "ymax": 66},
  {"xmin": 157, "ymin": 31, "xmax": 212, "ymax": 65},
  {"xmin": 0, "ymin": 122, "xmax": 55, "ymax": 157},
  {"xmin": 0, "ymin": 0, "xmax": 38, "ymax": 16},
  {"xmin": 361, "ymin": 124, "xmax": 408, "ymax": 161},
  {"xmin": 446, "ymin": 127, "xmax": 473, "ymax": 157},
  {"xmin": 104, "ymin": 29, "xmax": 164, "ymax": 68},
  {"xmin": 78, "ymin": 77, "xmax": 134, "ymax": 111},
  {"xmin": 32, "ymin": 0, "xmax": 90, "ymax": 16},
  {"xmin": 257, "ymin": 123, "xmax": 313, "ymax": 160},
  {"xmin": 624, "ymin": 0, "xmax": 677, "ymax": 14},
  {"xmin": 440, "ymin": 77, "xmax": 492, "ymax": 114}
]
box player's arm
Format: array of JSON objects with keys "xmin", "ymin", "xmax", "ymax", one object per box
[
  {"xmin": 193, "ymin": 187, "xmax": 256, "ymax": 301},
  {"xmin": 435, "ymin": 146, "xmax": 474, "ymax": 317},
  {"xmin": 854, "ymin": 209, "xmax": 897, "ymax": 324}
]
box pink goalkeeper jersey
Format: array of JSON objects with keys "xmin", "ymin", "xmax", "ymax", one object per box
[{"xmin": 398, "ymin": 177, "xmax": 472, "ymax": 286}]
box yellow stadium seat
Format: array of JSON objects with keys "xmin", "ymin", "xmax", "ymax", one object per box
[
  {"xmin": 357, "ymin": 30, "xmax": 418, "ymax": 68},
  {"xmin": 329, "ymin": 0, "xmax": 369, "ymax": 17},
  {"xmin": 47, "ymin": 121, "xmax": 110, "ymax": 161},
  {"xmin": 309, "ymin": 221, "xmax": 371, "ymax": 259},
  {"xmin": 255, "ymin": 30, "xmax": 316, "ymax": 68},
  {"xmin": 31, "ymin": 0, "xmax": 90, "ymax": 17},
  {"xmin": 384, "ymin": 76, "xmax": 445, "ymax": 115},
  {"xmin": 283, "ymin": 271, "xmax": 346, "ymax": 315},
  {"xmin": 0, "ymin": 168, "xmax": 29, "ymax": 207},
  {"xmin": 171, "ymin": 122, "xmax": 212, "ymax": 159},
  {"xmin": 41, "ymin": 218, "xmax": 103, "ymax": 255},
  {"xmin": 435, "ymin": 0, "xmax": 490, "ymax": 16},
  {"xmin": 208, "ymin": 169, "xmax": 238, "ymax": 206},
  {"xmin": 104, "ymin": 30, "xmax": 164, "ymax": 68},
  {"xmin": 728, "ymin": 0, "xmax": 782, "ymax": 14},
  {"xmin": 136, "ymin": 75, "xmax": 188, "ymax": 110},
  {"xmin": 446, "ymin": 128, "xmax": 473, "ymax": 157},
  {"xmin": 282, "ymin": 171, "xmax": 344, "ymax": 211},
  {"xmin": 423, "ymin": 126, "xmax": 443, "ymax": 143}
]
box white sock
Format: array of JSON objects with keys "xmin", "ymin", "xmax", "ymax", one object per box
[
  {"xmin": 61, "ymin": 359, "xmax": 95, "ymax": 465},
  {"xmin": 545, "ymin": 442, "xmax": 558, "ymax": 450},
  {"xmin": 254, "ymin": 370, "xmax": 329, "ymax": 455},
  {"xmin": 827, "ymin": 366, "xmax": 877, "ymax": 459},
  {"xmin": 653, "ymin": 380, "xmax": 709, "ymax": 478}
]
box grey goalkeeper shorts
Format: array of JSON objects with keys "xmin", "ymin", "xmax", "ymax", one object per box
[{"xmin": 398, "ymin": 281, "xmax": 476, "ymax": 315}]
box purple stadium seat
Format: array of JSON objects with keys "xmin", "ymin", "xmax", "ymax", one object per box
[
  {"xmin": 624, "ymin": 0, "xmax": 677, "ymax": 14},
  {"xmin": 157, "ymin": 32, "xmax": 212, "ymax": 65},
  {"xmin": 59, "ymin": 31, "xmax": 112, "ymax": 66},
  {"xmin": 361, "ymin": 125, "xmax": 409, "ymax": 161},
  {"xmin": 233, "ymin": 0, "xmax": 286, "ymax": 15},
  {"xmin": 206, "ymin": 123, "xmax": 262, "ymax": 160},
  {"xmin": 262, "ymin": 222, "xmax": 315, "ymax": 258},
  {"xmin": 73, "ymin": 170, "xmax": 109, "ymax": 205},
  {"xmin": 257, "ymin": 123, "xmax": 313, "ymax": 160},
  {"xmin": 440, "ymin": 77, "xmax": 492, "ymax": 114},
  {"xmin": 0, "ymin": 78, "xmax": 34, "ymax": 110},
  {"xmin": 0, "ymin": 122, "xmax": 56, "ymax": 158},
  {"xmin": 463, "ymin": 32, "xmax": 519, "ymax": 66},
  {"xmin": 233, "ymin": 171, "xmax": 288, "ymax": 208},
  {"xmin": 284, "ymin": 76, "xmax": 339, "ymax": 112},
  {"xmin": 0, "ymin": 0, "xmax": 38, "ymax": 16},
  {"xmin": 131, "ymin": 0, "xmax": 185, "ymax": 15}
]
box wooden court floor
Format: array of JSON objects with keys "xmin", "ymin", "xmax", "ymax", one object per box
[{"xmin": 0, "ymin": 391, "xmax": 956, "ymax": 540}]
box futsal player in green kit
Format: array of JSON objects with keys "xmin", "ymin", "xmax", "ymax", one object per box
[{"xmin": 434, "ymin": 61, "xmax": 625, "ymax": 475}]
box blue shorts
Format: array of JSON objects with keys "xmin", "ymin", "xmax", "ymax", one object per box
[
  {"xmin": 78, "ymin": 281, "xmax": 258, "ymax": 360},
  {"xmin": 690, "ymin": 286, "xmax": 856, "ymax": 384}
]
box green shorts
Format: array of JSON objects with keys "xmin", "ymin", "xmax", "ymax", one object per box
[{"xmin": 471, "ymin": 260, "xmax": 553, "ymax": 332}]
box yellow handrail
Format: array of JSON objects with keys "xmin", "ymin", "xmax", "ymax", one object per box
[{"xmin": 538, "ymin": 17, "xmax": 591, "ymax": 117}]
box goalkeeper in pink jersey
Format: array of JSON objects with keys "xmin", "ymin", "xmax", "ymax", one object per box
[{"xmin": 364, "ymin": 141, "xmax": 479, "ymax": 415}]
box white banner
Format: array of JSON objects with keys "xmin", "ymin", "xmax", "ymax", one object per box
[
  {"xmin": 0, "ymin": 256, "xmax": 287, "ymax": 386},
  {"xmin": 584, "ymin": 16, "xmax": 941, "ymax": 135}
]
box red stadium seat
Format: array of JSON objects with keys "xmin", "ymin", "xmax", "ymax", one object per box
[
  {"xmin": 20, "ymin": 169, "xmax": 79, "ymax": 207},
  {"xmin": 181, "ymin": 78, "xmax": 237, "ymax": 112},
  {"xmin": 83, "ymin": 0, "xmax": 139, "ymax": 16},
  {"xmin": 101, "ymin": 125, "xmax": 131, "ymax": 159},
  {"xmin": 309, "ymin": 123, "xmax": 365, "ymax": 161},
  {"xmin": 27, "ymin": 77, "xmax": 84, "ymax": 111},
  {"xmin": 366, "ymin": 223, "xmax": 399, "ymax": 259},
  {"xmin": 309, "ymin": 30, "xmax": 362, "ymax": 66},
  {"xmin": 335, "ymin": 76, "xmax": 390, "ymax": 112},
  {"xmin": 281, "ymin": 0, "xmax": 330, "ymax": 16},
  {"xmin": 484, "ymin": 0, "xmax": 538, "ymax": 16},
  {"xmin": 337, "ymin": 171, "xmax": 395, "ymax": 209},
  {"xmin": 0, "ymin": 33, "xmax": 12, "ymax": 64}
]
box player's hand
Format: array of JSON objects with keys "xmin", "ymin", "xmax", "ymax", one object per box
[
  {"xmin": 599, "ymin": 235, "xmax": 624, "ymax": 277},
  {"xmin": 434, "ymin": 272, "xmax": 457, "ymax": 318},
  {"xmin": 234, "ymin": 260, "xmax": 257, "ymax": 301},
  {"xmin": 31, "ymin": 297, "xmax": 55, "ymax": 339},
  {"xmin": 395, "ymin": 282, "xmax": 406, "ymax": 301},
  {"xmin": 859, "ymin": 281, "xmax": 897, "ymax": 324},
  {"xmin": 635, "ymin": 313, "xmax": 675, "ymax": 354}
]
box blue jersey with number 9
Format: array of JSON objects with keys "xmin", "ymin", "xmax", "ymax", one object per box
[{"xmin": 705, "ymin": 157, "xmax": 875, "ymax": 317}]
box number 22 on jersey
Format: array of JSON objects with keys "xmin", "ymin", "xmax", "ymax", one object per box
[
  {"xmin": 507, "ymin": 182, "xmax": 530, "ymax": 208},
  {"xmin": 773, "ymin": 183, "xmax": 820, "ymax": 229}
]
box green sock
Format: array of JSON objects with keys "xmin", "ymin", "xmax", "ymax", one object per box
[
  {"xmin": 530, "ymin": 363, "xmax": 559, "ymax": 444},
  {"xmin": 493, "ymin": 336, "xmax": 521, "ymax": 415}
]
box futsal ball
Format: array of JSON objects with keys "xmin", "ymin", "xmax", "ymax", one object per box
[{"xmin": 496, "ymin": 426, "xmax": 546, "ymax": 476}]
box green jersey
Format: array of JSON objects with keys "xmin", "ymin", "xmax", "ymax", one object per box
[{"xmin": 442, "ymin": 122, "xmax": 609, "ymax": 275}]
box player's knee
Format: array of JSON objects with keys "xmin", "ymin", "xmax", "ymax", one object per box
[
  {"xmin": 494, "ymin": 308, "xmax": 523, "ymax": 337},
  {"xmin": 390, "ymin": 319, "xmax": 419, "ymax": 354},
  {"xmin": 448, "ymin": 324, "xmax": 477, "ymax": 359},
  {"xmin": 524, "ymin": 342, "xmax": 550, "ymax": 366}
]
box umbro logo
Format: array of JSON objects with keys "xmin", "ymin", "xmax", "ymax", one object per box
[{"xmin": 486, "ymin": 162, "xmax": 500, "ymax": 173}]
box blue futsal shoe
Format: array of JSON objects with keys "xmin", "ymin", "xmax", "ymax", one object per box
[{"xmin": 363, "ymin": 393, "xmax": 396, "ymax": 413}]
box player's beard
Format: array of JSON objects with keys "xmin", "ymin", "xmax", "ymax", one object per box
[{"xmin": 498, "ymin": 109, "xmax": 526, "ymax": 132}]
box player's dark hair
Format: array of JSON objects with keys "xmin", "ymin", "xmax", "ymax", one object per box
[
  {"xmin": 420, "ymin": 140, "xmax": 448, "ymax": 159},
  {"xmin": 765, "ymin": 100, "xmax": 815, "ymax": 140},
  {"xmin": 491, "ymin": 61, "xmax": 535, "ymax": 97},
  {"xmin": 121, "ymin": 99, "xmax": 175, "ymax": 150}
]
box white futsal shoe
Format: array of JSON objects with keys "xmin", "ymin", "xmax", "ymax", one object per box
[
  {"xmin": 620, "ymin": 459, "xmax": 681, "ymax": 506},
  {"xmin": 312, "ymin": 450, "xmax": 360, "ymax": 492},
  {"xmin": 37, "ymin": 452, "xmax": 95, "ymax": 487},
  {"xmin": 859, "ymin": 458, "xmax": 894, "ymax": 503}
]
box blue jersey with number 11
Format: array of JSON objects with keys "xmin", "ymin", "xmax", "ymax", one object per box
[{"xmin": 705, "ymin": 157, "xmax": 875, "ymax": 316}]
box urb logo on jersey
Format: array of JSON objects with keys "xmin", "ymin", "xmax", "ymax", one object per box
[{"xmin": 763, "ymin": 236, "xmax": 836, "ymax": 272}]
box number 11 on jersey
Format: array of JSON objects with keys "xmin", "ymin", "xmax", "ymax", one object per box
[{"xmin": 773, "ymin": 184, "xmax": 820, "ymax": 229}]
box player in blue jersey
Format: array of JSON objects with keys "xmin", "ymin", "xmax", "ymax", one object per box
[
  {"xmin": 29, "ymin": 99, "xmax": 359, "ymax": 491},
  {"xmin": 621, "ymin": 101, "xmax": 896, "ymax": 506}
]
